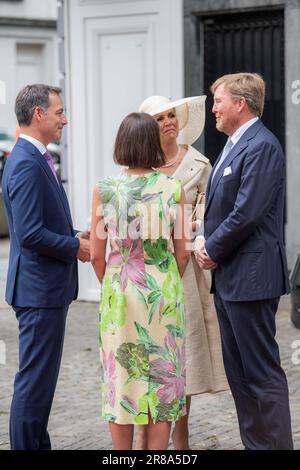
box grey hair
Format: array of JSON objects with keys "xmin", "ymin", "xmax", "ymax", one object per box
[{"xmin": 15, "ymin": 84, "xmax": 62, "ymax": 126}]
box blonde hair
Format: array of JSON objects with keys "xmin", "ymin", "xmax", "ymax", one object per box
[{"xmin": 211, "ymin": 73, "xmax": 265, "ymax": 117}]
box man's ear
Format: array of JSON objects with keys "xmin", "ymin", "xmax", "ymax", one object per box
[
  {"xmin": 237, "ymin": 97, "xmax": 247, "ymax": 113},
  {"xmin": 33, "ymin": 106, "xmax": 45, "ymax": 122}
]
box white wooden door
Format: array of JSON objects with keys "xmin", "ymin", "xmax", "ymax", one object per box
[{"xmin": 65, "ymin": 0, "xmax": 184, "ymax": 301}]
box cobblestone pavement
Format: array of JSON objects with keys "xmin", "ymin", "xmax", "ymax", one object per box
[{"xmin": 0, "ymin": 238, "xmax": 299, "ymax": 450}]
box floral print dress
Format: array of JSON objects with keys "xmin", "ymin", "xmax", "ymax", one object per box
[{"xmin": 98, "ymin": 171, "xmax": 186, "ymax": 425}]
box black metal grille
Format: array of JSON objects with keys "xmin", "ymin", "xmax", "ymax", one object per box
[{"xmin": 203, "ymin": 10, "xmax": 285, "ymax": 162}]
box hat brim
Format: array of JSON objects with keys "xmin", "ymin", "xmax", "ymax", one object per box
[
  {"xmin": 148, "ymin": 96, "xmax": 204, "ymax": 117},
  {"xmin": 176, "ymin": 96, "xmax": 206, "ymax": 145},
  {"xmin": 140, "ymin": 95, "xmax": 207, "ymax": 145}
]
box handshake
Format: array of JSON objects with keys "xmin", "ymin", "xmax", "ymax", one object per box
[{"xmin": 76, "ymin": 230, "xmax": 91, "ymax": 263}]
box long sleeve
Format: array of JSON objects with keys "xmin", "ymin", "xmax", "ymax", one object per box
[{"xmin": 8, "ymin": 160, "xmax": 79, "ymax": 264}]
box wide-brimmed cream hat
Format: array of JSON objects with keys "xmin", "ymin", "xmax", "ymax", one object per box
[{"xmin": 139, "ymin": 95, "xmax": 206, "ymax": 145}]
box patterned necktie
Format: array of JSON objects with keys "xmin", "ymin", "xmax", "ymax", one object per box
[
  {"xmin": 211, "ymin": 138, "xmax": 233, "ymax": 183},
  {"xmin": 44, "ymin": 151, "xmax": 59, "ymax": 185}
]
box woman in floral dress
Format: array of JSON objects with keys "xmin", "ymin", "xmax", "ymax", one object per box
[
  {"xmin": 90, "ymin": 112, "xmax": 190, "ymax": 450},
  {"xmin": 137, "ymin": 96, "xmax": 228, "ymax": 450}
]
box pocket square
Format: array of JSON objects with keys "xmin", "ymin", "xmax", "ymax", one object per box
[{"xmin": 223, "ymin": 166, "xmax": 232, "ymax": 176}]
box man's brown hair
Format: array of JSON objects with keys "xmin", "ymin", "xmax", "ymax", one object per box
[
  {"xmin": 15, "ymin": 84, "xmax": 62, "ymax": 126},
  {"xmin": 211, "ymin": 73, "xmax": 266, "ymax": 117}
]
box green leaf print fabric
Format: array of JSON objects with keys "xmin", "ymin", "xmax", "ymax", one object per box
[{"xmin": 98, "ymin": 171, "xmax": 186, "ymax": 424}]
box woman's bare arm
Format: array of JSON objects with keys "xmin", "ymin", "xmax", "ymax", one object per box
[{"xmin": 90, "ymin": 185, "xmax": 107, "ymax": 283}]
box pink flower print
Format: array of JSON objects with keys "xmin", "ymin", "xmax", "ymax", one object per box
[
  {"xmin": 149, "ymin": 333, "xmax": 185, "ymax": 403},
  {"xmin": 102, "ymin": 350, "xmax": 117, "ymax": 407},
  {"xmin": 107, "ymin": 350, "xmax": 116, "ymax": 378},
  {"xmin": 108, "ymin": 238, "xmax": 147, "ymax": 291},
  {"xmin": 104, "ymin": 382, "xmax": 116, "ymax": 408}
]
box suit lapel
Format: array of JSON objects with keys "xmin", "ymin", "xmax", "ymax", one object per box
[
  {"xmin": 58, "ymin": 181, "xmax": 74, "ymax": 225},
  {"xmin": 17, "ymin": 139, "xmax": 73, "ymax": 227},
  {"xmin": 208, "ymin": 142, "xmax": 248, "ymax": 195},
  {"xmin": 205, "ymin": 119, "xmax": 264, "ymax": 214},
  {"xmin": 35, "ymin": 152, "xmax": 73, "ymax": 227},
  {"xmin": 206, "ymin": 150, "xmax": 222, "ymax": 201}
]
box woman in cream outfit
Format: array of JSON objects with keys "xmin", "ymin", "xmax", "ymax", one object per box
[{"xmin": 136, "ymin": 95, "xmax": 228, "ymax": 450}]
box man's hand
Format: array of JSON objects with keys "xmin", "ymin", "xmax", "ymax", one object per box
[
  {"xmin": 79, "ymin": 229, "xmax": 90, "ymax": 240},
  {"xmin": 194, "ymin": 238, "xmax": 217, "ymax": 270},
  {"xmin": 76, "ymin": 229, "xmax": 90, "ymax": 240},
  {"xmin": 76, "ymin": 238, "xmax": 90, "ymax": 263}
]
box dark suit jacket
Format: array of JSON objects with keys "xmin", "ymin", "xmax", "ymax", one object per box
[
  {"xmin": 204, "ymin": 119, "xmax": 290, "ymax": 301},
  {"xmin": 2, "ymin": 138, "xmax": 79, "ymax": 307}
]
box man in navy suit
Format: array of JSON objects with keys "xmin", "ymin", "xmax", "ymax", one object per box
[
  {"xmin": 195, "ymin": 73, "xmax": 293, "ymax": 449},
  {"xmin": 2, "ymin": 84, "xmax": 90, "ymax": 449}
]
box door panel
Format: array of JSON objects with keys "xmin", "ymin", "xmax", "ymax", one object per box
[{"xmin": 16, "ymin": 43, "xmax": 45, "ymax": 92}]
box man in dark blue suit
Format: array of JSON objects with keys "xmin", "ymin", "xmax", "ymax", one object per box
[
  {"xmin": 2, "ymin": 84, "xmax": 90, "ymax": 449},
  {"xmin": 195, "ymin": 73, "xmax": 293, "ymax": 449}
]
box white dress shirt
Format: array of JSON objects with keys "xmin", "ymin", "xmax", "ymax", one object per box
[
  {"xmin": 229, "ymin": 116, "xmax": 259, "ymax": 147},
  {"xmin": 19, "ymin": 133, "xmax": 47, "ymax": 155}
]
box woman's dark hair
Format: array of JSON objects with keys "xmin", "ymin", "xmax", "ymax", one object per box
[{"xmin": 114, "ymin": 112, "xmax": 165, "ymax": 168}]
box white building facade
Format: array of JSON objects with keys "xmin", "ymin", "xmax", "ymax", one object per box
[{"xmin": 0, "ymin": 0, "xmax": 58, "ymax": 134}]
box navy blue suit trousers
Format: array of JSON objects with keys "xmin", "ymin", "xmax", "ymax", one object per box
[{"xmin": 10, "ymin": 307, "xmax": 68, "ymax": 450}]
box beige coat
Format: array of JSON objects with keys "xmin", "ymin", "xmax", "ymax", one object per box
[{"xmin": 173, "ymin": 145, "xmax": 228, "ymax": 394}]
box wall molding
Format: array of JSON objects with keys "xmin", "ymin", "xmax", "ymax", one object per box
[{"xmin": 0, "ymin": 17, "xmax": 56, "ymax": 28}]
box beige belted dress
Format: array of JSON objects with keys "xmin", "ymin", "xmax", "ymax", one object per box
[{"xmin": 173, "ymin": 145, "xmax": 228, "ymax": 395}]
